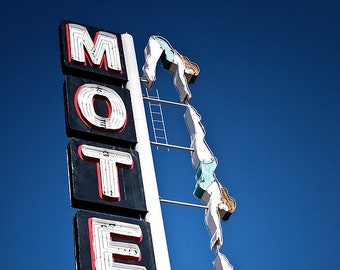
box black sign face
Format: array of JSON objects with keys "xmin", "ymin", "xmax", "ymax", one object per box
[
  {"xmin": 59, "ymin": 20, "xmax": 127, "ymax": 85},
  {"xmin": 68, "ymin": 138, "xmax": 147, "ymax": 218},
  {"xmin": 74, "ymin": 210, "xmax": 156, "ymax": 270},
  {"xmin": 64, "ymin": 75, "xmax": 137, "ymax": 147}
]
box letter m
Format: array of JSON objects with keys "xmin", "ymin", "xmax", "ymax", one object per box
[{"xmin": 66, "ymin": 23, "xmax": 122, "ymax": 72}]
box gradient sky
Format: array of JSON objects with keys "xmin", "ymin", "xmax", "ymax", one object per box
[{"xmin": 1, "ymin": 1, "xmax": 339, "ymax": 269}]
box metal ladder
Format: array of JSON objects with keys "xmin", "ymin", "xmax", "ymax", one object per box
[{"xmin": 146, "ymin": 89, "xmax": 169, "ymax": 150}]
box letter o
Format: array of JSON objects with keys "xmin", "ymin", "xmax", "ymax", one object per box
[{"xmin": 75, "ymin": 84, "xmax": 127, "ymax": 132}]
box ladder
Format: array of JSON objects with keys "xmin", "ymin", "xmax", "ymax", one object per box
[{"xmin": 146, "ymin": 89, "xmax": 169, "ymax": 150}]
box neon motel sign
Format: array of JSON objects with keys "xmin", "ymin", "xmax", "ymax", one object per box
[{"xmin": 59, "ymin": 21, "xmax": 158, "ymax": 270}]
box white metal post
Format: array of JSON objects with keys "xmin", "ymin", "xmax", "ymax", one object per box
[{"xmin": 121, "ymin": 33, "xmax": 171, "ymax": 270}]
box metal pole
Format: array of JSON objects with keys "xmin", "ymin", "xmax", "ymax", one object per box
[
  {"xmin": 160, "ymin": 197, "xmax": 208, "ymax": 209},
  {"xmin": 143, "ymin": 96, "xmax": 189, "ymax": 107},
  {"xmin": 150, "ymin": 141, "xmax": 194, "ymax": 151},
  {"xmin": 122, "ymin": 34, "xmax": 171, "ymax": 270}
]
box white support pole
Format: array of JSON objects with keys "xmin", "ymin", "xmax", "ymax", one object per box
[{"xmin": 121, "ymin": 34, "xmax": 171, "ymax": 270}]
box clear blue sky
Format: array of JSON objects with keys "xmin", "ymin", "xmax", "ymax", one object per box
[{"xmin": 1, "ymin": 1, "xmax": 339, "ymax": 269}]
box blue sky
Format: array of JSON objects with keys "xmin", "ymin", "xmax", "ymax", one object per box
[{"xmin": 1, "ymin": 1, "xmax": 339, "ymax": 269}]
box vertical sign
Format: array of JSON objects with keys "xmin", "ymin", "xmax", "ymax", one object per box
[{"xmin": 59, "ymin": 20, "xmax": 165, "ymax": 270}]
